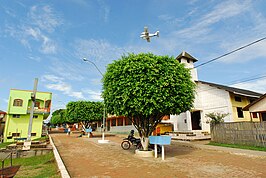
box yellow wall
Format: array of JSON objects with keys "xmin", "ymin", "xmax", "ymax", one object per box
[{"xmin": 230, "ymin": 94, "xmax": 260, "ymax": 122}]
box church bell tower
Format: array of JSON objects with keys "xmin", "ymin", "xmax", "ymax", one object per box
[{"xmin": 176, "ymin": 51, "xmax": 198, "ymax": 81}]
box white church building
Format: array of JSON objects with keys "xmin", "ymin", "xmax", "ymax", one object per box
[{"xmin": 170, "ymin": 52, "xmax": 262, "ymax": 133}]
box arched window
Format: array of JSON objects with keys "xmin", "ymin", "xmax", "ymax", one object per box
[
  {"xmin": 13, "ymin": 99, "xmax": 23, "ymax": 107},
  {"xmin": 35, "ymin": 101, "xmax": 40, "ymax": 108},
  {"xmin": 45, "ymin": 100, "xmax": 51, "ymax": 108}
]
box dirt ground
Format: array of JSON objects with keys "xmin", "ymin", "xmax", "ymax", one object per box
[{"xmin": 50, "ymin": 132, "xmax": 266, "ymax": 178}]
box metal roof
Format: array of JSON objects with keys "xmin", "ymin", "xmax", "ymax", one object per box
[
  {"xmin": 0, "ymin": 110, "xmax": 6, "ymax": 114},
  {"xmin": 243, "ymin": 93, "xmax": 266, "ymax": 111},
  {"xmin": 176, "ymin": 51, "xmax": 198, "ymax": 62},
  {"xmin": 197, "ymin": 80, "xmax": 263, "ymax": 98}
]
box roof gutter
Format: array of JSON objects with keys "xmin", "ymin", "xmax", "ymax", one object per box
[{"xmin": 233, "ymin": 92, "xmax": 260, "ymax": 98}]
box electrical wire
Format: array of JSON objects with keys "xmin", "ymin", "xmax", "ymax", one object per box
[
  {"xmin": 194, "ymin": 36, "xmax": 266, "ymax": 68},
  {"xmin": 228, "ymin": 75, "xmax": 266, "ymax": 85},
  {"xmin": 196, "ymin": 74, "xmax": 266, "ymax": 93}
]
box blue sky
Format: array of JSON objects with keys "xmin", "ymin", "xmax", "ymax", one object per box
[{"xmin": 1, "ymin": 0, "xmax": 266, "ymax": 112}]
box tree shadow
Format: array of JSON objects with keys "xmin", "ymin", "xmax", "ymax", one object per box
[{"xmin": 163, "ymin": 141, "xmax": 197, "ymax": 157}]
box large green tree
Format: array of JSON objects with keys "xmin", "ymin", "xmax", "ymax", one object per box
[
  {"xmin": 103, "ymin": 53, "xmax": 195, "ymax": 150},
  {"xmin": 65, "ymin": 101, "xmax": 104, "ymax": 128},
  {"xmin": 50, "ymin": 109, "xmax": 67, "ymax": 125}
]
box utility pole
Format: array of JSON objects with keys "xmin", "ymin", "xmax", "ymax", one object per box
[{"xmin": 27, "ymin": 78, "xmax": 38, "ymax": 141}]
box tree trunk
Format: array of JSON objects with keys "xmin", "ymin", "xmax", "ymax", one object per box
[{"xmin": 141, "ymin": 137, "xmax": 149, "ymax": 151}]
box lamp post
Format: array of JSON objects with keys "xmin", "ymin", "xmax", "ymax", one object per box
[{"xmin": 83, "ymin": 58, "xmax": 109, "ymax": 143}]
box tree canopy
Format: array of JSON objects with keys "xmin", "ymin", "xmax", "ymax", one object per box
[
  {"xmin": 65, "ymin": 101, "xmax": 104, "ymax": 127},
  {"xmin": 50, "ymin": 109, "xmax": 67, "ymax": 125},
  {"xmin": 103, "ymin": 53, "xmax": 195, "ymax": 149}
]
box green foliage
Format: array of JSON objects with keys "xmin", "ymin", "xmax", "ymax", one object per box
[
  {"xmin": 50, "ymin": 109, "xmax": 66, "ymax": 125},
  {"xmin": 103, "ymin": 53, "xmax": 195, "ymax": 140},
  {"xmin": 205, "ymin": 112, "xmax": 229, "ymax": 125},
  {"xmin": 65, "ymin": 101, "xmax": 104, "ymax": 126},
  {"xmin": 208, "ymin": 142, "xmax": 266, "ymax": 152}
]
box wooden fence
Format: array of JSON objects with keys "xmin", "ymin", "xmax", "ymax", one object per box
[{"xmin": 211, "ymin": 122, "xmax": 266, "ymax": 147}]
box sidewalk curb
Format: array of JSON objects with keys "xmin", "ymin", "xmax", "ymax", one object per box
[{"xmin": 49, "ymin": 135, "xmax": 71, "ymax": 178}]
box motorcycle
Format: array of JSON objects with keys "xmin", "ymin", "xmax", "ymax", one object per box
[{"xmin": 121, "ymin": 130, "xmax": 162, "ymax": 154}]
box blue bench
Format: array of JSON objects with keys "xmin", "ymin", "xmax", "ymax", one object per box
[{"xmin": 14, "ymin": 138, "xmax": 27, "ymax": 142}]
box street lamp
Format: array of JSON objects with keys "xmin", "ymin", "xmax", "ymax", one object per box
[{"xmin": 83, "ymin": 58, "xmax": 109, "ymax": 144}]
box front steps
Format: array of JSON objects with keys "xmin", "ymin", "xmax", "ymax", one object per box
[{"xmin": 167, "ymin": 131, "xmax": 211, "ymax": 141}]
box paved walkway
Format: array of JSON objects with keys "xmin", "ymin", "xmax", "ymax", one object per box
[{"xmin": 50, "ymin": 133, "xmax": 266, "ymax": 178}]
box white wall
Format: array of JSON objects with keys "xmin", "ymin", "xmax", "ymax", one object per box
[
  {"xmin": 170, "ymin": 82, "xmax": 233, "ymax": 132},
  {"xmin": 180, "ymin": 58, "xmax": 198, "ymax": 81},
  {"xmin": 249, "ymin": 97, "xmax": 266, "ymax": 112},
  {"xmin": 170, "ymin": 111, "xmax": 191, "ymax": 131},
  {"xmin": 197, "ymin": 83, "xmax": 233, "ymax": 126}
]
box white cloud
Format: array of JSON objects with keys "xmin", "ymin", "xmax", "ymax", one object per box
[
  {"xmin": 0, "ymin": 99, "xmax": 8, "ymax": 111},
  {"xmin": 42, "ymin": 74, "xmax": 85, "ymax": 100},
  {"xmin": 68, "ymin": 91, "xmax": 85, "ymax": 99},
  {"xmin": 42, "ymin": 75, "xmax": 64, "ymax": 83},
  {"xmin": 158, "ymin": 14, "xmax": 181, "ymax": 25},
  {"xmin": 232, "ymin": 78, "xmax": 266, "ymax": 94},
  {"xmin": 23, "ymin": 27, "xmax": 57, "ymax": 54},
  {"xmin": 68, "ymin": 0, "xmax": 91, "ymax": 7},
  {"xmin": 174, "ymin": 0, "xmax": 251, "ymax": 39},
  {"xmin": 74, "ymin": 39, "xmax": 128, "ymax": 63},
  {"xmin": 218, "ymin": 40, "xmax": 266, "ymax": 63},
  {"xmin": 5, "ymin": 25, "xmax": 57, "ymax": 55},
  {"xmin": 41, "ymin": 36, "xmax": 57, "ymax": 54},
  {"xmin": 216, "ymin": 7, "xmax": 266, "ymax": 63},
  {"xmin": 41, "ymin": 74, "xmax": 103, "ymax": 101},
  {"xmin": 3, "ymin": 99, "xmax": 8, "ymax": 104},
  {"xmin": 97, "ymin": 0, "xmax": 110, "ymax": 23},
  {"xmin": 48, "ymin": 57, "xmax": 86, "ymax": 81},
  {"xmin": 28, "ymin": 55, "xmax": 41, "ymax": 62},
  {"xmin": 154, "ymin": 0, "xmax": 266, "ymax": 62},
  {"xmin": 25, "ymin": 27, "xmax": 41, "ymax": 40},
  {"xmin": 2, "ymin": 6, "xmax": 17, "ymax": 18},
  {"xmin": 29, "ymin": 5, "xmax": 62, "ymax": 33},
  {"xmin": 74, "ymin": 38, "xmax": 161, "ymax": 64},
  {"xmin": 82, "ymin": 89, "xmax": 103, "ymax": 101},
  {"xmin": 4, "ymin": 5, "xmax": 61, "ymax": 54},
  {"xmin": 90, "ymin": 78, "xmax": 102, "ymax": 85}
]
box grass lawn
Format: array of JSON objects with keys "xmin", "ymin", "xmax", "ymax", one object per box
[
  {"xmin": 4, "ymin": 152, "xmax": 60, "ymax": 178},
  {"xmin": 208, "ymin": 142, "xmax": 266, "ymax": 152},
  {"xmin": 0, "ymin": 136, "xmax": 60, "ymax": 177}
]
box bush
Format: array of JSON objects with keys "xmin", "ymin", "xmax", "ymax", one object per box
[{"xmin": 206, "ymin": 112, "xmax": 229, "ymax": 125}]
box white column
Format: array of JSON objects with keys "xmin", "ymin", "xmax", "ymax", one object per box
[
  {"xmin": 161, "ymin": 145, "xmax": 165, "ymax": 160},
  {"xmin": 186, "ymin": 111, "xmax": 192, "ymax": 131},
  {"xmin": 154, "ymin": 144, "xmax": 158, "ymax": 158}
]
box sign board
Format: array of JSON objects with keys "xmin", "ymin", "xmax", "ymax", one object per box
[
  {"xmin": 149, "ymin": 136, "xmax": 171, "ymax": 145},
  {"xmin": 86, "ymin": 128, "xmax": 92, "ymax": 133}
]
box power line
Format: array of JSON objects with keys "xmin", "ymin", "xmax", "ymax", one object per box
[
  {"xmin": 228, "ymin": 75, "xmax": 266, "ymax": 85},
  {"xmin": 194, "ymin": 36, "xmax": 266, "ymax": 68},
  {"xmin": 226, "ymin": 73, "xmax": 265, "ymax": 85},
  {"xmin": 196, "ymin": 73, "xmax": 266, "ymax": 93}
]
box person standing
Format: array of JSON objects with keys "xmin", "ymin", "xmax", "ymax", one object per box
[{"xmin": 67, "ymin": 126, "xmax": 71, "ymax": 136}]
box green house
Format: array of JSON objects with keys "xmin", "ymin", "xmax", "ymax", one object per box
[{"xmin": 3, "ymin": 89, "xmax": 52, "ymax": 142}]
